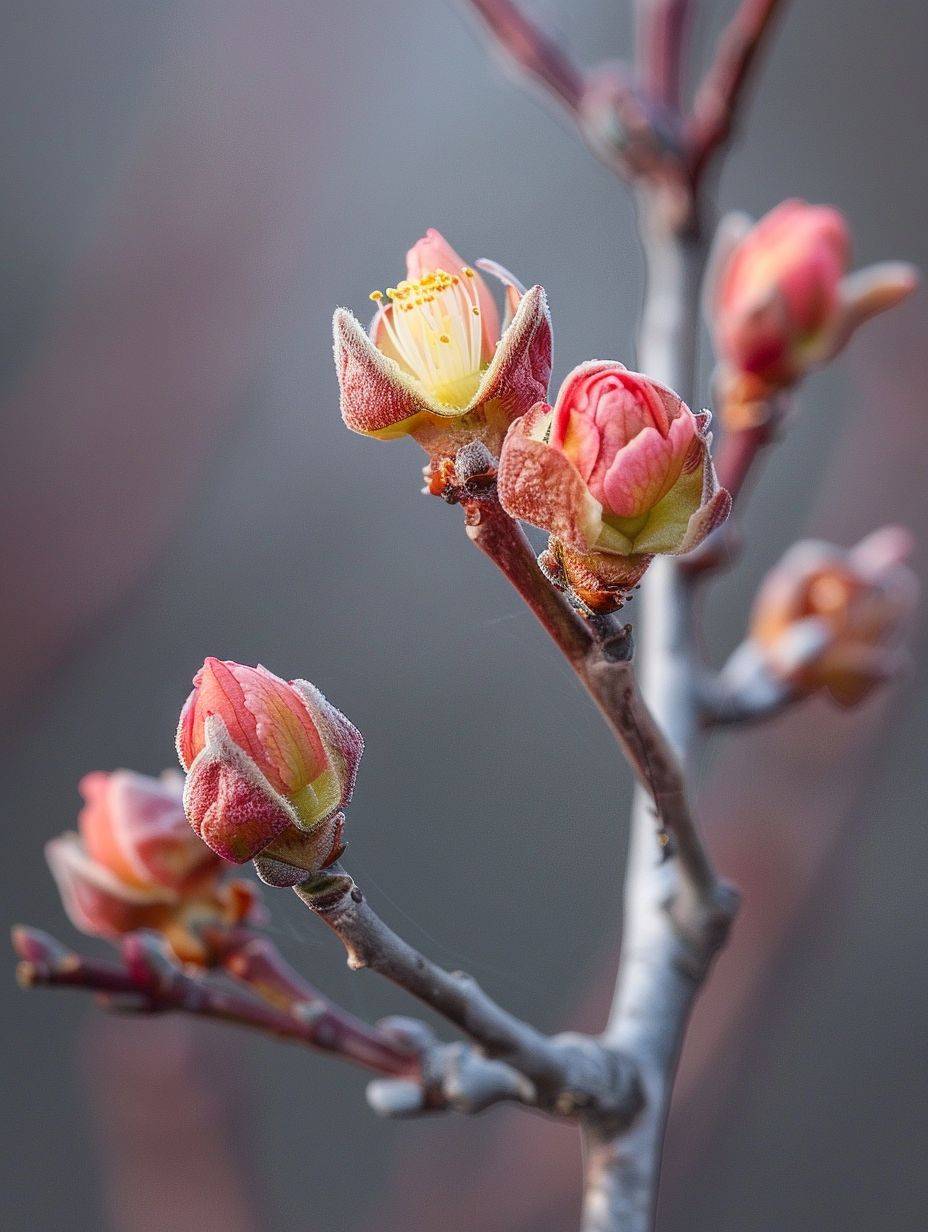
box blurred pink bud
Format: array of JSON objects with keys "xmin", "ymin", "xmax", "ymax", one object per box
[
  {"xmin": 46, "ymin": 770, "xmax": 260, "ymax": 964},
  {"xmin": 79, "ymin": 769, "xmax": 220, "ymax": 892},
  {"xmin": 177, "ymin": 659, "xmax": 362, "ymax": 883},
  {"xmin": 750, "ymin": 527, "xmax": 919, "ymax": 706},
  {"xmin": 498, "ymin": 362, "xmax": 730, "ymax": 612},
  {"xmin": 710, "ymin": 201, "xmax": 918, "ymax": 419},
  {"xmin": 334, "ymin": 228, "xmax": 552, "ymax": 458}
]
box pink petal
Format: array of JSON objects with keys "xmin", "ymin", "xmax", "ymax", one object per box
[
  {"xmin": 107, "ymin": 769, "xmax": 221, "ymax": 891},
  {"xmin": 406, "ymin": 229, "xmax": 500, "ymax": 360},
  {"xmin": 46, "ymin": 834, "xmax": 174, "ymax": 940},
  {"xmin": 602, "ymin": 411, "xmax": 696, "ymax": 519}
]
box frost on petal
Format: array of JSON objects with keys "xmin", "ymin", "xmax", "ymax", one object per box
[
  {"xmin": 474, "ymin": 285, "xmax": 552, "ymax": 432},
  {"xmin": 334, "ymin": 308, "xmax": 436, "ymax": 437},
  {"xmin": 253, "ymin": 813, "xmax": 346, "ymax": 888},
  {"xmin": 289, "ymin": 679, "xmax": 364, "ymax": 809},
  {"xmin": 183, "ymin": 718, "xmax": 296, "ymax": 864},
  {"xmin": 179, "ymin": 659, "xmax": 329, "ymax": 801},
  {"xmin": 177, "ymin": 658, "xmax": 262, "ymax": 774},
  {"xmin": 498, "ymin": 405, "xmax": 603, "ymax": 551},
  {"xmin": 677, "ymin": 486, "xmax": 733, "ymax": 554}
]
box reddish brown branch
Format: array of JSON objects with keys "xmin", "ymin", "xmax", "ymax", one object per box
[
  {"xmin": 635, "ymin": 0, "xmax": 694, "ymax": 110},
  {"xmin": 464, "ymin": 0, "xmax": 585, "ymax": 114},
  {"xmin": 461, "ymin": 490, "xmax": 722, "ymax": 917},
  {"xmin": 13, "ymin": 925, "xmax": 416, "ymax": 1078},
  {"xmin": 687, "ymin": 0, "xmax": 789, "ymax": 179}
]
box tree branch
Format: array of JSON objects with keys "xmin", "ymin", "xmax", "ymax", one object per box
[
  {"xmin": 293, "ymin": 865, "xmax": 643, "ymax": 1122},
  {"xmin": 460, "ymin": 486, "xmax": 720, "ymax": 926},
  {"xmin": 635, "ymin": 0, "xmax": 694, "ymax": 110},
  {"xmin": 687, "ymin": 0, "xmax": 789, "ymax": 179},
  {"xmin": 463, "ymin": 0, "xmax": 585, "ymax": 115},
  {"xmin": 13, "ymin": 925, "xmax": 417, "ymax": 1078},
  {"xmin": 577, "ymin": 202, "xmax": 738, "ymax": 1232},
  {"xmin": 697, "ymin": 642, "xmax": 798, "ymax": 727}
]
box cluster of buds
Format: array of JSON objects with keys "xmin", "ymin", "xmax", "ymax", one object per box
[
  {"xmin": 335, "ymin": 228, "xmax": 552, "ymax": 461},
  {"xmin": 46, "ymin": 770, "xmax": 259, "ymax": 963},
  {"xmin": 498, "ymin": 363, "xmax": 731, "ymax": 612},
  {"xmin": 177, "ymin": 659, "xmax": 363, "ymax": 886},
  {"xmin": 335, "ymin": 230, "xmax": 731, "ymax": 612},
  {"xmin": 709, "ymin": 199, "xmax": 918, "ymax": 426},
  {"xmin": 746, "ymin": 527, "xmax": 919, "ymax": 706}
]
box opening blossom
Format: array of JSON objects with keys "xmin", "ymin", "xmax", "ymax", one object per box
[
  {"xmin": 334, "ymin": 228, "xmax": 552, "ymax": 457},
  {"xmin": 46, "ymin": 770, "xmax": 258, "ymax": 963},
  {"xmin": 498, "ymin": 362, "xmax": 731, "ymax": 612},
  {"xmin": 710, "ymin": 200, "xmax": 918, "ymax": 420},
  {"xmin": 749, "ymin": 527, "xmax": 919, "ymax": 706},
  {"xmin": 177, "ymin": 659, "xmax": 363, "ymax": 887}
]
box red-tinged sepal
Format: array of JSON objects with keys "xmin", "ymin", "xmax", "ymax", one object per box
[
  {"xmin": 183, "ymin": 715, "xmax": 297, "ymax": 864},
  {"xmin": 252, "ymin": 812, "xmax": 347, "ymax": 888},
  {"xmin": 289, "ymin": 680, "xmax": 363, "ymax": 811},
  {"xmin": 334, "ymin": 284, "xmax": 552, "ymax": 459},
  {"xmin": 541, "ymin": 539, "xmax": 652, "ymax": 615},
  {"xmin": 334, "ymin": 307, "xmax": 435, "ymax": 440}
]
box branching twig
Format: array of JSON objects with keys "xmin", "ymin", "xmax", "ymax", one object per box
[{"xmin": 293, "ymin": 864, "xmax": 643, "ymax": 1122}]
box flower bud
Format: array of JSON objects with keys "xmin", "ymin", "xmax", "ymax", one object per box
[
  {"xmin": 709, "ymin": 201, "xmax": 918, "ymax": 419},
  {"xmin": 177, "ymin": 659, "xmax": 362, "ymax": 885},
  {"xmin": 79, "ymin": 769, "xmax": 221, "ymax": 892},
  {"xmin": 498, "ymin": 362, "xmax": 730, "ymax": 612},
  {"xmin": 749, "ymin": 527, "xmax": 919, "ymax": 705},
  {"xmin": 46, "ymin": 770, "xmax": 258, "ymax": 964},
  {"xmin": 335, "ymin": 228, "xmax": 552, "ymax": 459}
]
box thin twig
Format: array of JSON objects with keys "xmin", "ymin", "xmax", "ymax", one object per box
[
  {"xmin": 13, "ymin": 925, "xmax": 417, "ymax": 1078},
  {"xmin": 293, "ymin": 865, "xmax": 642, "ymax": 1121},
  {"xmin": 463, "ymin": 0, "xmax": 585, "ymax": 114},
  {"xmin": 687, "ymin": 0, "xmax": 789, "ymax": 179},
  {"xmin": 462, "ymin": 488, "xmax": 720, "ymax": 920},
  {"xmin": 209, "ymin": 928, "xmax": 419, "ymax": 1075},
  {"xmin": 635, "ymin": 0, "xmax": 694, "ymax": 110}
]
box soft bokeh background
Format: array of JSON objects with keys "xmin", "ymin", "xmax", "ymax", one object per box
[{"xmin": 3, "ymin": 2, "xmax": 927, "ymax": 1229}]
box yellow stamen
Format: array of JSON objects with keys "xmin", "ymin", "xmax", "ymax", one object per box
[{"xmin": 367, "ymin": 262, "xmax": 494, "ymax": 409}]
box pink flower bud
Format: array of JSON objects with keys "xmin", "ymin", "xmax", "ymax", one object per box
[
  {"xmin": 46, "ymin": 770, "xmax": 259, "ymax": 963},
  {"xmin": 710, "ymin": 201, "xmax": 918, "ymax": 413},
  {"xmin": 335, "ymin": 228, "xmax": 552, "ymax": 458},
  {"xmin": 79, "ymin": 769, "xmax": 220, "ymax": 892},
  {"xmin": 750, "ymin": 527, "xmax": 919, "ymax": 706},
  {"xmin": 177, "ymin": 659, "xmax": 362, "ymax": 883},
  {"xmin": 498, "ymin": 362, "xmax": 730, "ymax": 612}
]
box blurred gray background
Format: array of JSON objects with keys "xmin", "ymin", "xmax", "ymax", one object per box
[{"xmin": 2, "ymin": 2, "xmax": 927, "ymax": 1230}]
